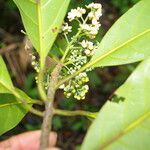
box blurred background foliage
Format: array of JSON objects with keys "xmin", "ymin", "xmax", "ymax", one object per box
[{"xmin": 0, "ymin": 0, "xmax": 140, "ymax": 149}]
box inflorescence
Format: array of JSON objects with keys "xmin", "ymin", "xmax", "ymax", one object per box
[
  {"xmin": 30, "ymin": 3, "xmax": 102, "ymax": 100},
  {"xmin": 59, "ymin": 3, "xmax": 102, "ymax": 100}
]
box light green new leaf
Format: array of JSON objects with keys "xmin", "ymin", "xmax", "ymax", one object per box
[
  {"xmin": 0, "ymin": 56, "xmax": 33, "ymax": 134},
  {"xmin": 81, "ymin": 58, "xmax": 150, "ymax": 150},
  {"xmin": 90, "ymin": 0, "xmax": 150, "ymax": 68},
  {"xmin": 0, "ymin": 56, "xmax": 14, "ymax": 93},
  {"xmin": 13, "ymin": 0, "xmax": 70, "ymax": 68}
]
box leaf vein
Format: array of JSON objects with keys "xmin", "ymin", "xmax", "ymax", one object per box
[
  {"xmin": 17, "ymin": 4, "xmax": 38, "ymax": 26},
  {"xmin": 0, "ymin": 102, "xmax": 34, "ymax": 108},
  {"xmin": 29, "ymin": 0, "xmax": 36, "ymax": 4},
  {"xmin": 42, "ymin": 0, "xmax": 52, "ymax": 8},
  {"xmin": 42, "ymin": 0, "xmax": 67, "ymax": 37}
]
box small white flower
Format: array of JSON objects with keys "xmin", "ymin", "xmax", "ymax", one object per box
[
  {"xmin": 78, "ymin": 72, "xmax": 87, "ymax": 78},
  {"xmin": 59, "ymin": 84, "xmax": 65, "ymax": 89},
  {"xmin": 95, "ymin": 23, "xmax": 101, "ymax": 29},
  {"xmin": 81, "ymin": 40, "xmax": 87, "ymax": 48},
  {"xmin": 81, "ymin": 40, "xmax": 94, "ymax": 51},
  {"xmin": 90, "ymin": 27, "xmax": 98, "ymax": 35},
  {"xmin": 80, "ymin": 24, "xmax": 91, "ymax": 31},
  {"xmin": 88, "ymin": 11, "xmax": 95, "ymax": 19},
  {"xmin": 62, "ymin": 23, "xmax": 72, "ymax": 34},
  {"xmin": 95, "ymin": 9, "xmax": 102, "ymax": 19},
  {"xmin": 77, "ymin": 7, "xmax": 86, "ymax": 14},
  {"xmin": 87, "ymin": 41, "xmax": 94, "ymax": 50},
  {"xmin": 32, "ymin": 55, "xmax": 36, "ymax": 60},
  {"xmin": 67, "ymin": 9, "xmax": 80, "ymax": 21},
  {"xmin": 92, "ymin": 18, "xmax": 99, "ymax": 25},
  {"xmin": 86, "ymin": 67, "xmax": 93, "ymax": 72},
  {"xmin": 87, "ymin": 3, "xmax": 102, "ymax": 10},
  {"xmin": 81, "ymin": 72, "xmax": 87, "ymax": 77},
  {"xmin": 31, "ymin": 61, "xmax": 36, "ymax": 66},
  {"xmin": 67, "ymin": 7, "xmax": 85, "ymax": 22},
  {"xmin": 89, "ymin": 24, "xmax": 101, "ymax": 37},
  {"xmin": 80, "ymin": 22, "xmax": 100, "ymax": 38},
  {"xmin": 85, "ymin": 49, "xmax": 91, "ymax": 56}
]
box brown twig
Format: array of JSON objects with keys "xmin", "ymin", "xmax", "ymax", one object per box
[{"xmin": 40, "ymin": 63, "xmax": 62, "ymax": 150}]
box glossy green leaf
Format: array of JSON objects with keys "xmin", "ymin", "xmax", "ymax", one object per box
[
  {"xmin": 0, "ymin": 56, "xmax": 33, "ymax": 134},
  {"xmin": 0, "ymin": 56, "xmax": 14, "ymax": 93},
  {"xmin": 89, "ymin": 0, "xmax": 150, "ymax": 68},
  {"xmin": 0, "ymin": 93, "xmax": 33, "ymax": 135},
  {"xmin": 81, "ymin": 58, "xmax": 150, "ymax": 150},
  {"xmin": 0, "ymin": 56, "xmax": 29, "ymax": 98},
  {"xmin": 13, "ymin": 0, "xmax": 70, "ymax": 68}
]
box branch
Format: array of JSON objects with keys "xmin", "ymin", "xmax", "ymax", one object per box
[
  {"xmin": 54, "ymin": 109, "xmax": 97, "ymax": 118},
  {"xmin": 20, "ymin": 99, "xmax": 44, "ymax": 117},
  {"xmin": 40, "ymin": 63, "xmax": 62, "ymax": 150}
]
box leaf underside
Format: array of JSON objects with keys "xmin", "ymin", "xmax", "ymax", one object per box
[
  {"xmin": 13, "ymin": 0, "xmax": 70, "ymax": 67},
  {"xmin": 0, "ymin": 93, "xmax": 28, "ymax": 135},
  {"xmin": 81, "ymin": 58, "xmax": 150, "ymax": 150}
]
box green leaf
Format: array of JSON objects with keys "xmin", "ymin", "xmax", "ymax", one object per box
[
  {"xmin": 0, "ymin": 56, "xmax": 34, "ymax": 134},
  {"xmin": 13, "ymin": 0, "xmax": 70, "ymax": 68},
  {"xmin": 0, "ymin": 56, "xmax": 28, "ymax": 99},
  {"xmin": 81, "ymin": 58, "xmax": 150, "ymax": 150},
  {"xmin": 0, "ymin": 56, "xmax": 14, "ymax": 93},
  {"xmin": 0, "ymin": 93, "xmax": 33, "ymax": 135},
  {"xmin": 90, "ymin": 0, "xmax": 150, "ymax": 68}
]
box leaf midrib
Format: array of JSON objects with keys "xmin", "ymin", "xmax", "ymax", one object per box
[
  {"xmin": 0, "ymin": 81, "xmax": 23, "ymax": 100},
  {"xmin": 0, "ymin": 102, "xmax": 34, "ymax": 108},
  {"xmin": 37, "ymin": 0, "xmax": 66, "ymax": 63},
  {"xmin": 37, "ymin": 1, "xmax": 43, "ymax": 59},
  {"xmin": 0, "ymin": 81, "xmax": 15, "ymax": 95},
  {"xmin": 15, "ymin": 0, "xmax": 69, "ymax": 67},
  {"xmin": 100, "ymin": 110, "xmax": 150, "ymax": 150},
  {"xmin": 90, "ymin": 28, "xmax": 150, "ymax": 68}
]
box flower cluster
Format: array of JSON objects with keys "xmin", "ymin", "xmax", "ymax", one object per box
[
  {"xmin": 30, "ymin": 52, "xmax": 52, "ymax": 90},
  {"xmin": 80, "ymin": 3, "xmax": 102, "ymax": 39},
  {"xmin": 62, "ymin": 3, "xmax": 102, "ymax": 39},
  {"xmin": 62, "ymin": 73, "xmax": 89, "ymax": 100},
  {"xmin": 30, "ymin": 53, "xmax": 39, "ymax": 73},
  {"xmin": 60, "ymin": 3, "xmax": 102, "ymax": 100}
]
